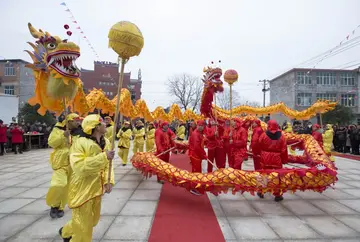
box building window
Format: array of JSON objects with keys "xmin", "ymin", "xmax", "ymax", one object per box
[
  {"xmin": 4, "ymin": 85, "xmax": 15, "ymax": 95},
  {"xmin": 316, "ymin": 93, "xmax": 337, "ymax": 102},
  {"xmin": 341, "ymin": 94, "xmax": 356, "ymax": 107},
  {"xmin": 316, "ymin": 72, "xmax": 336, "ymax": 85},
  {"xmin": 340, "ymin": 73, "xmax": 355, "ymax": 86},
  {"xmin": 296, "ymin": 72, "xmax": 311, "ymax": 85},
  {"xmin": 297, "ymin": 93, "xmax": 312, "ymax": 106},
  {"xmin": 5, "ymin": 66, "xmax": 15, "ymax": 76}
]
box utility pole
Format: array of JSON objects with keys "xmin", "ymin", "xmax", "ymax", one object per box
[{"xmin": 259, "ymin": 79, "xmax": 270, "ymax": 119}]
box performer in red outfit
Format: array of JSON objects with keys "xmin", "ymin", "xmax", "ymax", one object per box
[
  {"xmin": 188, "ymin": 120, "xmax": 207, "ymax": 195},
  {"xmin": 10, "ymin": 123, "xmax": 24, "ymax": 154},
  {"xmin": 230, "ymin": 120, "xmax": 247, "ymax": 170},
  {"xmin": 188, "ymin": 121, "xmax": 197, "ymax": 140},
  {"xmin": 258, "ymin": 120, "xmax": 288, "ymax": 202},
  {"xmin": 222, "ymin": 120, "xmax": 231, "ymax": 166},
  {"xmin": 312, "ymin": 124, "xmax": 323, "ymax": 147},
  {"xmin": 155, "ymin": 122, "xmax": 175, "ymax": 184},
  {"xmin": 250, "ymin": 119, "xmax": 264, "ymax": 170},
  {"xmin": 0, "ymin": 120, "xmax": 7, "ymax": 156},
  {"xmin": 242, "ymin": 120, "xmax": 251, "ymax": 161},
  {"xmin": 205, "ymin": 119, "xmax": 225, "ymax": 172}
]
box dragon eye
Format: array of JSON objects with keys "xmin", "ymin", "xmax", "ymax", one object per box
[{"xmin": 47, "ymin": 43, "xmax": 57, "ymax": 49}]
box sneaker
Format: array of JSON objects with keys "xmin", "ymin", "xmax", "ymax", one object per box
[
  {"xmin": 122, "ymin": 163, "xmax": 126, "ymax": 166},
  {"xmin": 257, "ymin": 192, "xmax": 264, "ymax": 198},
  {"xmin": 59, "ymin": 227, "xmax": 72, "ymax": 242},
  {"xmin": 190, "ymin": 189, "xmax": 202, "ymax": 196},
  {"xmin": 50, "ymin": 207, "xmax": 58, "ymax": 218},
  {"xmin": 57, "ymin": 209, "xmax": 65, "ymax": 218},
  {"xmin": 274, "ymin": 196, "xmax": 284, "ymax": 202}
]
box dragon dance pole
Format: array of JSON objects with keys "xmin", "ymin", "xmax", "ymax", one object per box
[
  {"xmin": 107, "ymin": 21, "xmax": 144, "ymax": 185},
  {"xmin": 224, "ymin": 69, "xmax": 238, "ymax": 144}
]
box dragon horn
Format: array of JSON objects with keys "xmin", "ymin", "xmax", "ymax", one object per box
[{"xmin": 28, "ymin": 23, "xmax": 45, "ymax": 39}]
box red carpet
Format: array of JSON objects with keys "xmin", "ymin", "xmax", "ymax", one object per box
[
  {"xmin": 148, "ymin": 154, "xmax": 225, "ymax": 242},
  {"xmin": 333, "ymin": 152, "xmax": 360, "ymax": 161}
]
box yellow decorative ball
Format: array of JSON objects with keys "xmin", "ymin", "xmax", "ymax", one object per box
[
  {"xmin": 108, "ymin": 21, "xmax": 144, "ymax": 59},
  {"xmin": 224, "ymin": 69, "xmax": 238, "ymax": 85}
]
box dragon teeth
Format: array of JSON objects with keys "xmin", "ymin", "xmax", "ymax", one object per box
[{"xmin": 47, "ymin": 58, "xmax": 55, "ymax": 67}]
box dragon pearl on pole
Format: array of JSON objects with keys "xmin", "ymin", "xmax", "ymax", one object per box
[
  {"xmin": 107, "ymin": 21, "xmax": 144, "ymax": 185},
  {"xmin": 224, "ymin": 69, "xmax": 239, "ymax": 144}
]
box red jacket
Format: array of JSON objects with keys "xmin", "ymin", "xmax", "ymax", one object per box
[
  {"xmin": 250, "ymin": 126, "xmax": 264, "ymax": 154},
  {"xmin": 259, "ymin": 131, "xmax": 288, "ymax": 169},
  {"xmin": 189, "ymin": 129, "xmax": 207, "ymax": 160},
  {"xmin": 205, "ymin": 126, "xmax": 221, "ymax": 149},
  {"xmin": 155, "ymin": 128, "xmax": 175, "ymax": 154},
  {"xmin": 312, "ymin": 131, "xmax": 323, "ymax": 147},
  {"xmin": 0, "ymin": 125, "xmax": 7, "ymax": 143},
  {"xmin": 232, "ymin": 123, "xmax": 247, "ymax": 149},
  {"xmin": 10, "ymin": 127, "xmax": 24, "ymax": 144}
]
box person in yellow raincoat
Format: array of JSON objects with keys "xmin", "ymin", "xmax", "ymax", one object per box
[
  {"xmin": 323, "ymin": 124, "xmax": 335, "ymax": 161},
  {"xmin": 59, "ymin": 114, "xmax": 115, "ymax": 242},
  {"xmin": 284, "ymin": 122, "xmax": 296, "ymax": 155},
  {"xmin": 117, "ymin": 121, "xmax": 133, "ymax": 166},
  {"xmin": 133, "ymin": 120, "xmax": 145, "ymax": 154},
  {"xmin": 46, "ymin": 113, "xmax": 79, "ymax": 219},
  {"xmin": 104, "ymin": 116, "xmax": 114, "ymax": 142},
  {"xmin": 146, "ymin": 122, "xmax": 155, "ymax": 152}
]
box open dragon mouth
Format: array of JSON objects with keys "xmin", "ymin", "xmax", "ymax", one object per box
[{"xmin": 47, "ymin": 51, "xmax": 80, "ymax": 78}]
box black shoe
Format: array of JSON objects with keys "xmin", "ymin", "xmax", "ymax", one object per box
[
  {"xmin": 14, "ymin": 152, "xmax": 17, "ymax": 155},
  {"xmin": 122, "ymin": 163, "xmax": 126, "ymax": 166},
  {"xmin": 50, "ymin": 207, "xmax": 58, "ymax": 218},
  {"xmin": 274, "ymin": 196, "xmax": 284, "ymax": 202},
  {"xmin": 19, "ymin": 151, "xmax": 23, "ymax": 154},
  {"xmin": 157, "ymin": 180, "xmax": 164, "ymax": 184},
  {"xmin": 257, "ymin": 192, "xmax": 264, "ymax": 198},
  {"xmin": 57, "ymin": 209, "xmax": 65, "ymax": 218},
  {"xmin": 59, "ymin": 227, "xmax": 72, "ymax": 242}
]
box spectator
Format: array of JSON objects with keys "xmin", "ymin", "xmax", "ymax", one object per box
[{"xmin": 10, "ymin": 123, "xmax": 24, "ymax": 154}]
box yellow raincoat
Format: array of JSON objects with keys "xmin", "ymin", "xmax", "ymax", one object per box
[
  {"xmin": 46, "ymin": 113, "xmax": 79, "ymax": 211},
  {"xmin": 133, "ymin": 125, "xmax": 145, "ymax": 154},
  {"xmin": 117, "ymin": 127, "xmax": 133, "ymax": 165},
  {"xmin": 105, "ymin": 125, "xmax": 113, "ymax": 142},
  {"xmin": 284, "ymin": 122, "xmax": 296, "ymax": 155},
  {"xmin": 323, "ymin": 124, "xmax": 334, "ymax": 161},
  {"xmin": 61, "ymin": 114, "xmax": 114, "ymax": 242},
  {"xmin": 146, "ymin": 127, "xmax": 155, "ymax": 151},
  {"xmin": 176, "ymin": 125, "xmax": 185, "ymax": 140}
]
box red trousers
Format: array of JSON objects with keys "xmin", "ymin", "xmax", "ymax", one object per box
[
  {"xmin": 252, "ymin": 149, "xmax": 262, "ymax": 170},
  {"xmin": 223, "ymin": 141, "xmax": 231, "ymax": 167},
  {"xmin": 231, "ymin": 148, "xmax": 246, "ymax": 170},
  {"xmin": 190, "ymin": 156, "xmax": 202, "ymax": 173},
  {"xmin": 207, "ymin": 147, "xmax": 226, "ymax": 172},
  {"xmin": 157, "ymin": 152, "xmax": 170, "ymax": 181}
]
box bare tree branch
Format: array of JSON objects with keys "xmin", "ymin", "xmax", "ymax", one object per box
[
  {"xmin": 166, "ymin": 73, "xmax": 203, "ymax": 110},
  {"xmin": 216, "ymin": 88, "xmax": 261, "ymax": 109}
]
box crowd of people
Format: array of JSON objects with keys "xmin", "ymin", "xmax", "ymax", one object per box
[{"xmin": 0, "ymin": 119, "xmax": 53, "ymax": 155}]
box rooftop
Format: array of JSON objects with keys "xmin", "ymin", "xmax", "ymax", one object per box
[
  {"xmin": 270, "ymin": 67, "xmax": 360, "ymax": 82},
  {"xmin": 0, "ymin": 59, "xmax": 30, "ymax": 64}
]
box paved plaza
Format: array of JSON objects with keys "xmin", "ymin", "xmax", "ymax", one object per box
[{"xmin": 0, "ymin": 148, "xmax": 360, "ymax": 242}]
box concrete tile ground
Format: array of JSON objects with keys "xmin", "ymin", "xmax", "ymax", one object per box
[{"xmin": 0, "ymin": 147, "xmax": 360, "ymax": 241}]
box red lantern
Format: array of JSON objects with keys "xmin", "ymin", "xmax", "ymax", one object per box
[
  {"xmin": 67, "ymin": 31, "xmax": 72, "ymax": 36},
  {"xmin": 64, "ymin": 24, "xmax": 69, "ymax": 29}
]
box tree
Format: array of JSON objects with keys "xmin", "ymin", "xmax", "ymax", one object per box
[
  {"xmin": 216, "ymin": 88, "xmax": 261, "ymax": 110},
  {"xmin": 322, "ymin": 104, "xmax": 355, "ymax": 125},
  {"xmin": 166, "ymin": 73, "xmax": 203, "ymax": 111},
  {"xmin": 18, "ymin": 103, "xmax": 56, "ymax": 125}
]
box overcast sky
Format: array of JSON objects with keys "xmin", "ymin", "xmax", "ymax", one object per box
[{"xmin": 1, "ymin": 0, "xmax": 360, "ymax": 110}]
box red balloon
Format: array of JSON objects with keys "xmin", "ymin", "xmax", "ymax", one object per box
[
  {"xmin": 64, "ymin": 24, "xmax": 69, "ymax": 29},
  {"xmin": 67, "ymin": 31, "xmax": 72, "ymax": 36}
]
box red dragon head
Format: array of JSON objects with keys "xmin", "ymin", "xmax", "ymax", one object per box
[{"xmin": 200, "ymin": 66, "xmax": 224, "ymax": 118}]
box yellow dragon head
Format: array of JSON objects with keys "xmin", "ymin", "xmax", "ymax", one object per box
[{"xmin": 25, "ymin": 23, "xmax": 88, "ymax": 116}]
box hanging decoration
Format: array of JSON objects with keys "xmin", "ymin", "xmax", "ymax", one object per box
[{"xmin": 60, "ymin": 2, "xmax": 100, "ymax": 59}]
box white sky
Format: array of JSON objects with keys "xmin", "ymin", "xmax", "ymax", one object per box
[{"xmin": 1, "ymin": 0, "xmax": 360, "ymax": 110}]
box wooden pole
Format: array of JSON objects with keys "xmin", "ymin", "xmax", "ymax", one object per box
[
  {"xmin": 108, "ymin": 57, "xmax": 127, "ymax": 185},
  {"xmin": 229, "ymin": 84, "xmax": 233, "ymax": 143}
]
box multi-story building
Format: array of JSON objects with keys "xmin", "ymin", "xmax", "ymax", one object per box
[
  {"xmin": 81, "ymin": 61, "xmax": 142, "ymax": 102},
  {"xmin": 269, "ymin": 67, "xmax": 360, "ymax": 124},
  {"xmin": 0, "ymin": 59, "xmax": 35, "ymax": 109}
]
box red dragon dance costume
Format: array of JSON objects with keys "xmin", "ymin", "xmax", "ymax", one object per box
[
  {"xmin": 189, "ymin": 121, "xmax": 207, "ymax": 173},
  {"xmin": 205, "ymin": 120, "xmax": 226, "ymax": 172},
  {"xmin": 259, "ymin": 120, "xmax": 288, "ymax": 201},
  {"xmin": 230, "ymin": 120, "xmax": 247, "ymax": 170},
  {"xmin": 312, "ymin": 124, "xmax": 324, "ymax": 148},
  {"xmin": 250, "ymin": 119, "xmax": 264, "ymax": 170}
]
